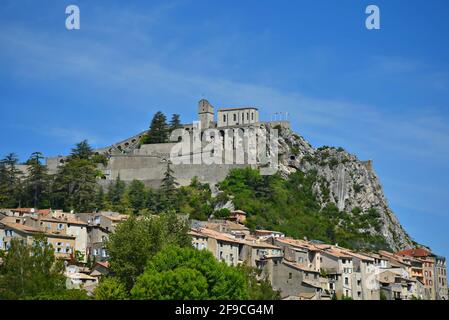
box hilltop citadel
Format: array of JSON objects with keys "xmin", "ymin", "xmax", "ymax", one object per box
[{"xmin": 46, "ymin": 99, "xmax": 290, "ymax": 187}]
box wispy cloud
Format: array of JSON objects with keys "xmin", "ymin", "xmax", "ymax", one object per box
[{"xmin": 1, "ymin": 15, "xmax": 449, "ymax": 166}]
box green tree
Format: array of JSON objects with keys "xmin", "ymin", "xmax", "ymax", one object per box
[
  {"xmin": 127, "ymin": 180, "xmax": 147, "ymax": 214},
  {"xmin": 106, "ymin": 212, "xmax": 191, "ymax": 290},
  {"xmin": 70, "ymin": 140, "xmax": 93, "ymax": 160},
  {"xmin": 0, "ymin": 153, "xmax": 23, "ymax": 207},
  {"xmin": 160, "ymin": 162, "xmax": 179, "ymax": 210},
  {"xmin": 52, "ymin": 157, "xmax": 98, "ymax": 212},
  {"xmin": 169, "ymin": 114, "xmax": 182, "ymax": 132},
  {"xmin": 94, "ymin": 277, "xmax": 128, "ymax": 300},
  {"xmin": 107, "ymin": 175, "xmax": 126, "ymax": 207},
  {"xmin": 141, "ymin": 111, "xmax": 169, "ymax": 144},
  {"xmin": 24, "ymin": 152, "xmax": 50, "ymax": 208},
  {"xmin": 0, "ymin": 235, "xmax": 66, "ymax": 299},
  {"xmin": 131, "ymin": 246, "xmax": 249, "ymax": 300},
  {"xmin": 94, "ymin": 185, "xmax": 106, "ymax": 211},
  {"xmin": 213, "ymin": 208, "xmax": 231, "ymax": 219}
]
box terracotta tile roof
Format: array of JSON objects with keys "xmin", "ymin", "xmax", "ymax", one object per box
[
  {"xmin": 102, "ymin": 214, "xmax": 128, "ymax": 222},
  {"xmin": 379, "ymin": 250, "xmax": 411, "ymax": 266},
  {"xmin": 302, "ymin": 279, "xmax": 322, "ymax": 289},
  {"xmin": 57, "ymin": 216, "xmax": 88, "ymax": 226},
  {"xmin": 37, "ymin": 209, "xmax": 52, "ymax": 215},
  {"xmin": 396, "ymin": 248, "xmax": 433, "ymax": 258},
  {"xmin": 197, "ymin": 228, "xmax": 244, "ymax": 244},
  {"xmin": 242, "ymin": 239, "xmax": 282, "ymax": 250},
  {"xmin": 7, "ymin": 208, "xmax": 34, "ymax": 213},
  {"xmin": 96, "ymin": 261, "xmax": 110, "ymax": 268},
  {"xmin": 283, "ymin": 260, "xmax": 319, "ymax": 273},
  {"xmin": 188, "ymin": 230, "xmax": 207, "ymax": 238},
  {"xmin": 338, "ymin": 249, "xmax": 374, "ymax": 262},
  {"xmin": 320, "ymin": 247, "xmax": 353, "ymax": 259},
  {"xmin": 0, "ymin": 218, "xmax": 41, "ymax": 233},
  {"xmin": 276, "ymin": 237, "xmax": 320, "ymax": 251}
]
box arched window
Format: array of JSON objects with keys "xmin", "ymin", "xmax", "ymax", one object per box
[
  {"xmin": 247, "ymin": 112, "xmax": 249, "ymax": 120},
  {"xmin": 251, "ymin": 112, "xmax": 254, "ymax": 121}
]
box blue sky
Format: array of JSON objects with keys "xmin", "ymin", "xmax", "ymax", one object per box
[{"xmin": 1, "ymin": 0, "xmax": 448, "ymax": 258}]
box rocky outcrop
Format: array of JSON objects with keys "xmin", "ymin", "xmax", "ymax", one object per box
[{"xmin": 274, "ymin": 125, "xmax": 413, "ymax": 251}]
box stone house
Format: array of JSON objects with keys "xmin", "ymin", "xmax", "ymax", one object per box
[{"xmin": 271, "ymin": 260, "xmax": 322, "ymax": 300}]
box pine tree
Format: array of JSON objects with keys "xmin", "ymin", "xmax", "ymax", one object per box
[
  {"xmin": 24, "ymin": 152, "xmax": 50, "ymax": 208},
  {"xmin": 161, "ymin": 162, "xmax": 178, "ymax": 195},
  {"xmin": 51, "ymin": 141, "xmax": 98, "ymax": 212},
  {"xmin": 108, "ymin": 175, "xmax": 126, "ymax": 206},
  {"xmin": 142, "ymin": 111, "xmax": 169, "ymax": 144},
  {"xmin": 160, "ymin": 162, "xmax": 179, "ymax": 211},
  {"xmin": 0, "ymin": 153, "xmax": 23, "ymax": 207},
  {"xmin": 70, "ymin": 140, "xmax": 93, "ymax": 160},
  {"xmin": 94, "ymin": 186, "xmax": 106, "ymax": 211},
  {"xmin": 169, "ymin": 114, "xmax": 182, "ymax": 131},
  {"xmin": 127, "ymin": 180, "xmax": 147, "ymax": 214}
]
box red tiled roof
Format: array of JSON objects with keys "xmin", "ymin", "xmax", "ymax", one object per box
[
  {"xmin": 396, "ymin": 248, "xmax": 432, "ymax": 258},
  {"xmin": 96, "ymin": 261, "xmax": 110, "ymax": 268}
]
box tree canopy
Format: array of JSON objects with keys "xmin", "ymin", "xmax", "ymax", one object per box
[
  {"xmin": 106, "ymin": 212, "xmax": 191, "ymax": 290},
  {"xmin": 0, "ymin": 235, "xmax": 88, "ymax": 300},
  {"xmin": 141, "ymin": 111, "xmax": 169, "ymax": 144},
  {"xmin": 131, "ymin": 246, "xmax": 249, "ymax": 300}
]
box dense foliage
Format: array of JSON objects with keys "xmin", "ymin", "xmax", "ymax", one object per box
[
  {"xmin": 131, "ymin": 246, "xmax": 249, "ymax": 300},
  {"xmin": 141, "ymin": 111, "xmax": 182, "ymax": 145},
  {"xmin": 106, "ymin": 212, "xmax": 192, "ymax": 290},
  {"xmin": 0, "ymin": 235, "xmax": 88, "ymax": 300},
  {"xmin": 218, "ymin": 168, "xmax": 390, "ymax": 251}
]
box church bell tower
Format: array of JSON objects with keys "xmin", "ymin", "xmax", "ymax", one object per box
[{"xmin": 198, "ymin": 99, "xmax": 214, "ymax": 129}]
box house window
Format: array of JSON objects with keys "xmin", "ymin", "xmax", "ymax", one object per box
[
  {"xmin": 251, "ymin": 113, "xmax": 254, "ymax": 120},
  {"xmin": 233, "ymin": 114, "xmax": 236, "ymax": 122},
  {"xmin": 247, "ymin": 113, "xmax": 249, "ymax": 120},
  {"xmin": 345, "ymin": 277, "xmax": 349, "ymax": 285},
  {"xmin": 288, "ymin": 273, "xmax": 292, "ymax": 279},
  {"xmin": 223, "ymin": 115, "xmax": 226, "ymax": 122}
]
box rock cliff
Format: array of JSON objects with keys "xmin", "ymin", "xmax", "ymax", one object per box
[{"xmin": 274, "ymin": 125, "xmax": 413, "ymax": 251}]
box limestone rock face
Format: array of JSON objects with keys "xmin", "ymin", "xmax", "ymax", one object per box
[{"xmin": 275, "ymin": 126, "xmax": 413, "ymax": 251}]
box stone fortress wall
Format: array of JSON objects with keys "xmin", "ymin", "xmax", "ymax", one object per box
[{"xmin": 46, "ymin": 99, "xmax": 290, "ymax": 187}]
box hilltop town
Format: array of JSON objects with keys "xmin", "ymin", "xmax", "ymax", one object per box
[{"xmin": 0, "ymin": 100, "xmax": 447, "ymax": 300}]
